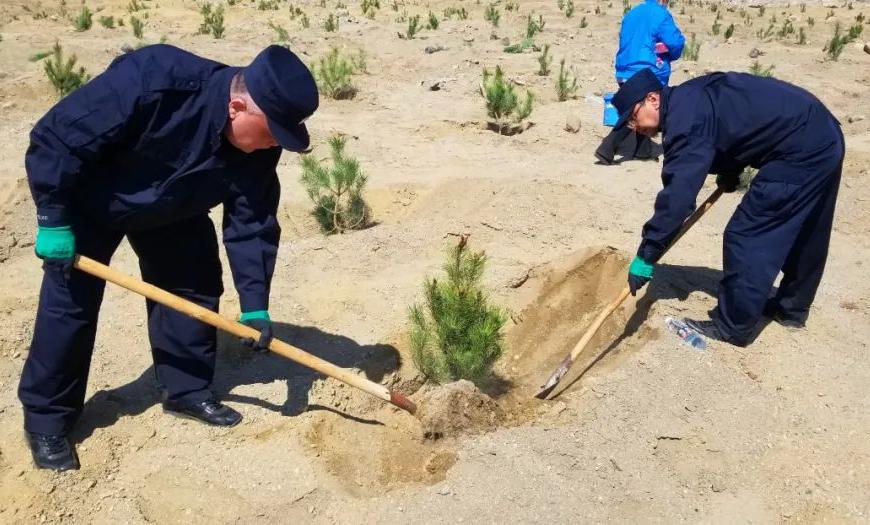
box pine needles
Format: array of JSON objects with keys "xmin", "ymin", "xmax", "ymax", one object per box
[
  {"xmin": 73, "ymin": 5, "xmax": 93, "ymax": 32},
  {"xmin": 198, "ymin": 4, "xmax": 225, "ymax": 39},
  {"xmin": 683, "ymin": 33, "xmax": 701, "ymax": 61},
  {"xmin": 314, "ymin": 47, "xmax": 358, "ymax": 99},
  {"xmin": 555, "ymin": 58, "xmax": 578, "ymax": 101},
  {"xmin": 537, "ymin": 44, "xmax": 552, "ymax": 76},
  {"xmin": 43, "ymin": 42, "xmax": 90, "ymax": 98},
  {"xmin": 300, "ymin": 136, "xmax": 369, "ymax": 234},
  {"xmin": 409, "ymin": 235, "xmax": 506, "ymax": 386},
  {"xmin": 484, "ymin": 3, "xmax": 500, "ymax": 28},
  {"xmin": 480, "ymin": 66, "xmax": 534, "ymax": 135}
]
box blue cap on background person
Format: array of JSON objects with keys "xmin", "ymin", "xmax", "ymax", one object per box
[
  {"xmin": 245, "ymin": 45, "xmax": 319, "ymax": 152},
  {"xmin": 612, "ymin": 68, "xmax": 662, "ymax": 131}
]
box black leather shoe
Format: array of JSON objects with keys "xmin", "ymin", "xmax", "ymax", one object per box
[
  {"xmin": 683, "ymin": 318, "xmax": 728, "ymax": 343},
  {"xmin": 25, "ymin": 432, "xmax": 80, "ymax": 471},
  {"xmin": 763, "ymin": 299, "xmax": 806, "ymax": 329},
  {"xmin": 163, "ymin": 398, "xmax": 242, "ymax": 427}
]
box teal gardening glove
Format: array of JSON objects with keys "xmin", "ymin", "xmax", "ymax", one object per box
[
  {"xmin": 35, "ymin": 225, "xmax": 76, "ymax": 278},
  {"xmin": 239, "ymin": 310, "xmax": 273, "ymax": 352},
  {"xmin": 628, "ymin": 256, "xmax": 654, "ymax": 296}
]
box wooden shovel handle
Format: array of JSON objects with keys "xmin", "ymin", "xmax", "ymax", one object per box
[
  {"xmin": 567, "ymin": 187, "xmax": 723, "ymax": 364},
  {"xmin": 73, "ymin": 255, "xmax": 416, "ymax": 414}
]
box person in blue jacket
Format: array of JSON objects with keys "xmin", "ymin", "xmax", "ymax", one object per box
[
  {"xmin": 20, "ymin": 44, "xmax": 319, "ymax": 471},
  {"xmin": 614, "ymin": 69, "xmax": 843, "ymax": 347},
  {"xmin": 596, "ymin": 0, "xmax": 684, "ymax": 164}
]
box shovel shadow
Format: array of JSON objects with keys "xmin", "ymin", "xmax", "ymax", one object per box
[
  {"xmin": 549, "ymin": 263, "xmax": 721, "ymax": 398},
  {"xmin": 73, "ymin": 323, "xmax": 399, "ymax": 443}
]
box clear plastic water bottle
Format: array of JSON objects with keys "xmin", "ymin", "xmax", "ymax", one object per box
[{"xmin": 664, "ymin": 316, "xmax": 707, "ymax": 350}]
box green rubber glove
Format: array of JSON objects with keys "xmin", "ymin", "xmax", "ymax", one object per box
[
  {"xmin": 35, "ymin": 226, "xmax": 76, "ymax": 259},
  {"xmin": 239, "ymin": 310, "xmax": 273, "ymax": 352},
  {"xmin": 628, "ymin": 256, "xmax": 654, "ymax": 296}
]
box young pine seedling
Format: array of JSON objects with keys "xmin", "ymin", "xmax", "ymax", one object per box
[
  {"xmin": 408, "ymin": 235, "xmax": 506, "ymax": 386},
  {"xmin": 269, "ymin": 22, "xmax": 289, "ymax": 42},
  {"xmin": 99, "ymin": 15, "xmax": 115, "ymax": 29},
  {"xmin": 480, "ymin": 66, "xmax": 534, "ymax": 135},
  {"xmin": 525, "ymin": 14, "xmax": 545, "ymax": 39},
  {"xmin": 73, "ymin": 5, "xmax": 93, "ymax": 31},
  {"xmin": 325, "ymin": 13, "xmax": 339, "ymax": 32},
  {"xmin": 683, "ymin": 33, "xmax": 701, "ymax": 60},
  {"xmin": 198, "ymin": 4, "xmax": 225, "ymax": 39},
  {"xmin": 748, "ymin": 60, "xmax": 775, "ymax": 77},
  {"xmin": 555, "ymin": 58, "xmax": 578, "ymax": 101},
  {"xmin": 484, "ymin": 4, "xmax": 500, "ymax": 28},
  {"xmin": 130, "ymin": 15, "xmax": 145, "ymax": 39},
  {"xmin": 399, "ymin": 14, "xmax": 420, "ymax": 39},
  {"xmin": 537, "ymin": 44, "xmax": 552, "ymax": 76},
  {"xmin": 565, "ymin": 0, "xmax": 575, "ymax": 18},
  {"xmin": 427, "ymin": 11, "xmax": 439, "ymax": 30},
  {"xmin": 44, "ymin": 42, "xmax": 90, "ymax": 98},
  {"xmin": 300, "ymin": 136, "xmax": 370, "ymax": 235},
  {"xmin": 314, "ymin": 47, "xmax": 357, "ymax": 99}
]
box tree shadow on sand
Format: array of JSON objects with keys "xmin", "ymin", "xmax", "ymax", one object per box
[{"xmin": 72, "ymin": 322, "xmax": 400, "ymax": 444}]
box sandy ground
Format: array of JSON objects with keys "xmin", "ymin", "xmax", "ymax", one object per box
[{"xmin": 0, "ymin": 0, "xmax": 869, "ymax": 523}]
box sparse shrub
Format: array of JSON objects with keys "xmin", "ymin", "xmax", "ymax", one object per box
[
  {"xmin": 824, "ymin": 22, "xmax": 855, "ymax": 60},
  {"xmin": 807, "ymin": 16, "xmax": 815, "ymax": 26},
  {"xmin": 350, "ymin": 48, "xmax": 367, "ymax": 73},
  {"xmin": 595, "ymin": 5, "xmax": 602, "ymax": 15},
  {"xmin": 408, "ymin": 235, "xmax": 506, "ymax": 386},
  {"xmin": 557, "ymin": 0, "xmax": 565, "ymax": 11},
  {"xmin": 565, "ymin": 0, "xmax": 575, "ymax": 18},
  {"xmin": 288, "ymin": 4, "xmax": 305, "ymax": 18},
  {"xmin": 580, "ymin": 16, "xmax": 587, "ymax": 28},
  {"xmin": 503, "ymin": 37, "xmax": 535, "ymax": 53},
  {"xmin": 198, "ymin": 4, "xmax": 225, "ymax": 39},
  {"xmin": 724, "ymin": 23, "xmax": 734, "ymax": 39},
  {"xmin": 825, "ymin": 9, "xmax": 834, "ymax": 21},
  {"xmin": 258, "ymin": 0, "xmax": 279, "ymax": 9},
  {"xmin": 712, "ymin": 21, "xmax": 721, "ymax": 35},
  {"xmin": 128, "ymin": 0, "xmax": 146, "ymax": 12},
  {"xmin": 537, "ymin": 44, "xmax": 552, "ymax": 75},
  {"xmin": 300, "ymin": 136, "xmax": 369, "ymax": 235},
  {"xmin": 683, "ymin": 33, "xmax": 701, "ymax": 60},
  {"xmin": 44, "ymin": 42, "xmax": 90, "ymax": 98},
  {"xmin": 758, "ymin": 6, "xmax": 765, "ymax": 17},
  {"xmin": 361, "ymin": 0, "xmax": 380, "ymax": 18},
  {"xmin": 130, "ymin": 15, "xmax": 145, "ymax": 38},
  {"xmin": 391, "ymin": 0, "xmax": 399, "ymax": 11},
  {"xmin": 324, "ymin": 13, "xmax": 339, "ymax": 32},
  {"xmin": 426, "ymin": 11, "xmax": 439, "ymax": 30},
  {"xmin": 484, "ymin": 4, "xmax": 500, "ymax": 27},
  {"xmin": 777, "ymin": 18, "xmax": 795, "ymax": 39},
  {"xmin": 857, "ymin": 12, "xmax": 865, "ymax": 23},
  {"xmin": 314, "ymin": 47, "xmax": 357, "ymax": 99},
  {"xmin": 99, "ymin": 15, "xmax": 115, "ymax": 29},
  {"xmin": 505, "ymin": 1, "xmax": 518, "ymax": 12},
  {"xmin": 800, "ymin": 2, "xmax": 806, "ymax": 13},
  {"xmin": 400, "ymin": 14, "xmax": 420, "ymax": 39},
  {"xmin": 797, "ymin": 27, "xmax": 806, "ymax": 45},
  {"xmin": 73, "ymin": 5, "xmax": 93, "ymax": 32},
  {"xmin": 749, "ymin": 61, "xmax": 775, "ymax": 77},
  {"xmin": 555, "ymin": 58, "xmax": 577, "ymax": 101},
  {"xmin": 444, "ymin": 6, "xmax": 468, "ymax": 20},
  {"xmin": 757, "ymin": 23, "xmax": 775, "ymax": 40},
  {"xmin": 269, "ymin": 21, "xmax": 289, "ymax": 41},
  {"xmin": 301, "ymin": 14, "xmax": 310, "ymax": 28},
  {"xmin": 525, "ymin": 14, "xmax": 545, "ymax": 38},
  {"xmin": 480, "ymin": 65, "xmax": 534, "ymax": 134},
  {"xmin": 847, "ymin": 23, "xmax": 863, "ymax": 40}
]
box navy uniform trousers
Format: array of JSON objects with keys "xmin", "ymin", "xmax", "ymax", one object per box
[
  {"xmin": 715, "ymin": 118, "xmax": 845, "ymax": 346},
  {"xmin": 18, "ymin": 214, "xmax": 223, "ymax": 436}
]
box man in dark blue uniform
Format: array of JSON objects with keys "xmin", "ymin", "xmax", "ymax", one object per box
[
  {"xmin": 20, "ymin": 44, "xmax": 319, "ymax": 471},
  {"xmin": 614, "ymin": 69, "xmax": 843, "ymax": 347}
]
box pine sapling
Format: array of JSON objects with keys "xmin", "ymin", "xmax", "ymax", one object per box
[
  {"xmin": 683, "ymin": 32, "xmax": 701, "ymax": 60},
  {"xmin": 197, "ymin": 4, "xmax": 226, "ymax": 38},
  {"xmin": 555, "ymin": 58, "xmax": 578, "ymax": 101},
  {"xmin": 300, "ymin": 136, "xmax": 369, "ymax": 234},
  {"xmin": 427, "ymin": 11, "xmax": 439, "ymax": 30},
  {"xmin": 73, "ymin": 5, "xmax": 93, "ymax": 31},
  {"xmin": 525, "ymin": 14, "xmax": 545, "ymax": 39},
  {"xmin": 749, "ymin": 60, "xmax": 775, "ymax": 77},
  {"xmin": 400, "ymin": 14, "xmax": 420, "ymax": 38},
  {"xmin": 580, "ymin": 16, "xmax": 588, "ymax": 28},
  {"xmin": 480, "ymin": 66, "xmax": 534, "ymax": 134},
  {"xmin": 325, "ymin": 13, "xmax": 339, "ymax": 32},
  {"xmin": 565, "ymin": 0, "xmax": 575, "ymax": 18},
  {"xmin": 537, "ymin": 44, "xmax": 552, "ymax": 76},
  {"xmin": 724, "ymin": 23, "xmax": 734, "ymax": 40},
  {"xmin": 269, "ymin": 21, "xmax": 289, "ymax": 41},
  {"xmin": 314, "ymin": 47, "xmax": 357, "ymax": 99},
  {"xmin": 484, "ymin": 4, "xmax": 500, "ymax": 28},
  {"xmin": 99, "ymin": 15, "xmax": 115, "ymax": 29},
  {"xmin": 44, "ymin": 42, "xmax": 90, "ymax": 98},
  {"xmin": 130, "ymin": 15, "xmax": 145, "ymax": 39},
  {"xmin": 408, "ymin": 235, "xmax": 506, "ymax": 386}
]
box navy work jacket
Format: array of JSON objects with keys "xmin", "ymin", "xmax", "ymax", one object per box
[
  {"xmin": 638, "ymin": 72, "xmax": 840, "ymax": 262},
  {"xmin": 25, "ymin": 45, "xmax": 281, "ymax": 312}
]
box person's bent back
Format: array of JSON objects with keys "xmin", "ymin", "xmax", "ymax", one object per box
[{"xmin": 616, "ymin": 0, "xmax": 685, "ymax": 86}]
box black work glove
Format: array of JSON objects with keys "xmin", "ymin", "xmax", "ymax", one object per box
[
  {"xmin": 239, "ymin": 311, "xmax": 273, "ymax": 353},
  {"xmin": 716, "ymin": 172, "xmax": 740, "ymax": 193}
]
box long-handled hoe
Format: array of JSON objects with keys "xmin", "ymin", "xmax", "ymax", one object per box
[
  {"xmin": 535, "ymin": 188, "xmax": 724, "ymax": 400},
  {"xmin": 74, "ymin": 256, "xmax": 417, "ymax": 414}
]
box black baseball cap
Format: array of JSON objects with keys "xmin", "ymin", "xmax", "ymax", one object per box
[
  {"xmin": 612, "ymin": 69, "xmax": 663, "ymax": 131},
  {"xmin": 245, "ymin": 46, "xmax": 319, "ymax": 152}
]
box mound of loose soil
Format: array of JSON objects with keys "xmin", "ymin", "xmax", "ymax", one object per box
[{"xmin": 414, "ymin": 380, "xmax": 506, "ymax": 440}]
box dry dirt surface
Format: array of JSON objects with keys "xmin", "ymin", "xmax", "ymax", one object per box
[{"xmin": 1, "ymin": 0, "xmax": 869, "ymax": 523}]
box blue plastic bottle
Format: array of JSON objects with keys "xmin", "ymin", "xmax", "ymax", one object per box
[{"xmin": 602, "ymin": 92, "xmax": 618, "ymax": 127}]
